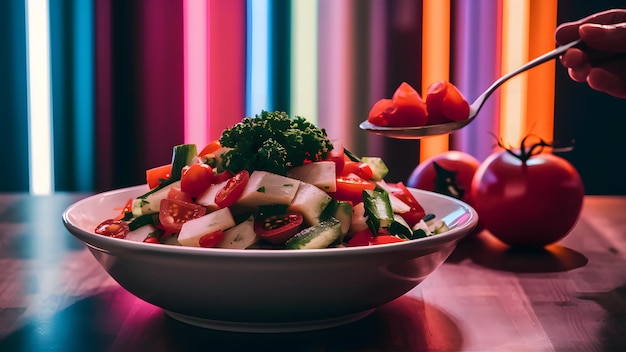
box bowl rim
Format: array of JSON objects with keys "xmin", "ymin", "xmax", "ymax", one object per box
[{"xmin": 62, "ymin": 184, "xmax": 478, "ymax": 259}]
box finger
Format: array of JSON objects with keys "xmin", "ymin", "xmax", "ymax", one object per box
[
  {"xmin": 569, "ymin": 65, "xmax": 591, "ymax": 83},
  {"xmin": 587, "ymin": 67, "xmax": 626, "ymax": 98},
  {"xmin": 555, "ymin": 22, "xmax": 580, "ymax": 44},
  {"xmin": 555, "ymin": 9, "xmax": 626, "ymax": 44},
  {"xmin": 579, "ymin": 23, "xmax": 626, "ymax": 53},
  {"xmin": 560, "ymin": 48, "xmax": 588, "ymax": 67}
]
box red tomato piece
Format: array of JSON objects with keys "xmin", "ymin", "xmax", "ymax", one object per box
[
  {"xmin": 198, "ymin": 140, "xmax": 222, "ymax": 157},
  {"xmin": 425, "ymin": 81, "xmax": 470, "ymax": 124},
  {"xmin": 370, "ymin": 235, "xmax": 406, "ymax": 245},
  {"xmin": 347, "ymin": 229, "xmax": 374, "ymax": 247},
  {"xmin": 114, "ymin": 198, "xmax": 134, "ymax": 220},
  {"xmin": 368, "ymin": 82, "xmax": 428, "ymax": 127},
  {"xmin": 254, "ymin": 212, "xmax": 304, "ymax": 244},
  {"xmin": 146, "ymin": 164, "xmax": 172, "ymax": 189},
  {"xmin": 181, "ymin": 163, "xmax": 214, "ymax": 197},
  {"xmin": 215, "ymin": 170, "xmax": 249, "ymax": 208},
  {"xmin": 389, "ymin": 182, "xmax": 426, "ymax": 228},
  {"xmin": 199, "ymin": 230, "xmax": 224, "ymax": 248},
  {"xmin": 441, "ymin": 82, "xmax": 470, "ymax": 121},
  {"xmin": 167, "ymin": 186, "xmax": 194, "ymax": 203},
  {"xmin": 425, "ymin": 80, "xmax": 449, "ymax": 125},
  {"xmin": 368, "ymin": 98, "xmax": 394, "ymax": 126},
  {"xmin": 159, "ymin": 198, "xmax": 206, "ymax": 233},
  {"xmin": 328, "ymin": 175, "xmax": 377, "ymax": 205},
  {"xmin": 325, "ymin": 140, "xmax": 345, "ymax": 175},
  {"xmin": 95, "ymin": 219, "xmax": 129, "ymax": 239},
  {"xmin": 340, "ymin": 162, "xmax": 374, "ymax": 180}
]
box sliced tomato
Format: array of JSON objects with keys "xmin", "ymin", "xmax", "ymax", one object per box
[
  {"xmin": 146, "ymin": 164, "xmax": 172, "ymax": 189},
  {"xmin": 159, "ymin": 198, "xmax": 206, "ymax": 233},
  {"xmin": 368, "ymin": 82, "xmax": 428, "ymax": 127},
  {"xmin": 181, "ymin": 163, "xmax": 214, "ymax": 197},
  {"xmin": 425, "ymin": 81, "xmax": 469, "ymax": 124},
  {"xmin": 95, "ymin": 219, "xmax": 129, "ymax": 239},
  {"xmin": 329, "ymin": 175, "xmax": 376, "ymax": 205},
  {"xmin": 389, "ymin": 182, "xmax": 426, "ymax": 227},
  {"xmin": 198, "ymin": 140, "xmax": 222, "ymax": 157},
  {"xmin": 215, "ymin": 170, "xmax": 249, "ymax": 208},
  {"xmin": 167, "ymin": 187, "xmax": 193, "ymax": 203},
  {"xmin": 214, "ymin": 170, "xmax": 233, "ymax": 184},
  {"xmin": 199, "ymin": 230, "xmax": 224, "ymax": 248},
  {"xmin": 254, "ymin": 212, "xmax": 304, "ymax": 244}
]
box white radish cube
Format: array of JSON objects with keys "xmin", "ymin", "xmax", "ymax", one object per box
[
  {"xmin": 178, "ymin": 207, "xmax": 236, "ymax": 247},
  {"xmin": 288, "ymin": 182, "xmax": 333, "ymax": 226},
  {"xmin": 287, "ymin": 161, "xmax": 337, "ymax": 192},
  {"xmin": 216, "ymin": 216, "xmax": 260, "ymax": 249},
  {"xmin": 196, "ymin": 179, "xmax": 228, "ymax": 211},
  {"xmin": 236, "ymin": 171, "xmax": 301, "ymax": 208}
]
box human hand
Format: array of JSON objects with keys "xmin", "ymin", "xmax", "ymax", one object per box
[{"xmin": 555, "ymin": 9, "xmax": 626, "ymax": 98}]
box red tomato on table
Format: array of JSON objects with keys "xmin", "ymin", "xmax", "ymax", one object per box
[
  {"xmin": 368, "ymin": 82, "xmax": 428, "ymax": 127},
  {"xmin": 407, "ymin": 151, "xmax": 480, "ymax": 206},
  {"xmin": 471, "ymin": 138, "xmax": 584, "ymax": 247}
]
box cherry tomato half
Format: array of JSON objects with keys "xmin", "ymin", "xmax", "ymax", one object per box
[
  {"xmin": 159, "ymin": 198, "xmax": 206, "ymax": 233},
  {"xmin": 215, "ymin": 170, "xmax": 249, "ymax": 208},
  {"xmin": 95, "ymin": 219, "xmax": 129, "ymax": 239},
  {"xmin": 254, "ymin": 212, "xmax": 304, "ymax": 244},
  {"xmin": 181, "ymin": 163, "xmax": 214, "ymax": 197}
]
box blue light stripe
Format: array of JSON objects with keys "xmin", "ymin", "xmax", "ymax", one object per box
[{"xmin": 246, "ymin": 0, "xmax": 272, "ymax": 116}]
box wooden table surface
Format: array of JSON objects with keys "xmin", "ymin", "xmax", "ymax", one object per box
[{"xmin": 0, "ymin": 192, "xmax": 625, "ymax": 352}]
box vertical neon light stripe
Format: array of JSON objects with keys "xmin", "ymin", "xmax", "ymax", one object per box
[
  {"xmin": 500, "ymin": 0, "xmax": 530, "ymax": 145},
  {"xmin": 367, "ymin": 0, "xmax": 387, "ymax": 157},
  {"xmin": 73, "ymin": 0, "xmax": 94, "ymax": 191},
  {"xmin": 291, "ymin": 0, "xmax": 318, "ymax": 124},
  {"xmin": 420, "ymin": 0, "xmax": 450, "ymax": 161},
  {"xmin": 247, "ymin": 0, "xmax": 271, "ymax": 116},
  {"xmin": 318, "ymin": 0, "xmax": 352, "ymax": 146},
  {"xmin": 208, "ymin": 1, "xmax": 246, "ymax": 139},
  {"xmin": 183, "ymin": 0, "xmax": 208, "ymax": 146},
  {"xmin": 526, "ymin": 0, "xmax": 557, "ymax": 140},
  {"xmin": 453, "ymin": 0, "xmax": 501, "ymax": 161},
  {"xmin": 26, "ymin": 0, "xmax": 53, "ymax": 195}
]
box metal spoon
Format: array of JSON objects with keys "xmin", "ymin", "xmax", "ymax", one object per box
[{"xmin": 359, "ymin": 40, "xmax": 582, "ymax": 139}]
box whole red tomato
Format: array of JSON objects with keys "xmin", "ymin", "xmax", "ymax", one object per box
[
  {"xmin": 407, "ymin": 151, "xmax": 480, "ymax": 206},
  {"xmin": 470, "ymin": 137, "xmax": 584, "ymax": 247}
]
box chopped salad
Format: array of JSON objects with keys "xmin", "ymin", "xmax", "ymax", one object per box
[{"xmin": 95, "ymin": 111, "xmax": 449, "ymax": 249}]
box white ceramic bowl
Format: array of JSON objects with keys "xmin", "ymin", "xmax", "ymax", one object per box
[{"xmin": 63, "ymin": 185, "xmax": 478, "ymax": 333}]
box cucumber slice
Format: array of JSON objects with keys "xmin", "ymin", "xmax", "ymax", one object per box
[{"xmin": 285, "ymin": 217, "xmax": 342, "ymax": 249}]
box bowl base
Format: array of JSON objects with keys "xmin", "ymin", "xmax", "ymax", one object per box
[{"xmin": 165, "ymin": 309, "xmax": 375, "ymax": 333}]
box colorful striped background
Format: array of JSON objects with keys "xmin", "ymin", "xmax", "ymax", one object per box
[{"xmin": 2, "ymin": 0, "xmax": 610, "ymax": 194}]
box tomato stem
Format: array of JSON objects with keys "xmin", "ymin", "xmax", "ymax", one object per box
[{"xmin": 497, "ymin": 134, "xmax": 552, "ymax": 163}]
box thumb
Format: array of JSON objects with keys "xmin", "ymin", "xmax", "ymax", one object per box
[{"xmin": 579, "ymin": 22, "xmax": 626, "ymax": 52}]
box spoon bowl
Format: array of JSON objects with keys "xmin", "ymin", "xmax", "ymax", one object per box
[{"xmin": 360, "ymin": 40, "xmax": 581, "ymax": 139}]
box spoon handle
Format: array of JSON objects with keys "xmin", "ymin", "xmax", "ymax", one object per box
[{"xmin": 469, "ymin": 39, "xmax": 581, "ymax": 115}]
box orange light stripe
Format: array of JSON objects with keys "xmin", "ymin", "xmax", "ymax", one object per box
[
  {"xmin": 526, "ymin": 0, "xmax": 557, "ymax": 141},
  {"xmin": 420, "ymin": 0, "xmax": 450, "ymax": 161},
  {"xmin": 500, "ymin": 0, "xmax": 530, "ymax": 145}
]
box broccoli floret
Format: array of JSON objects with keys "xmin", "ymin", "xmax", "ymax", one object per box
[{"xmin": 218, "ymin": 110, "xmax": 334, "ymax": 175}]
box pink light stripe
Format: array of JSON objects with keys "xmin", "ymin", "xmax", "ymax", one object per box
[
  {"xmin": 208, "ymin": 0, "xmax": 246, "ymax": 140},
  {"xmin": 183, "ymin": 0, "xmax": 209, "ymax": 147},
  {"xmin": 453, "ymin": 0, "xmax": 501, "ymax": 161},
  {"xmin": 366, "ymin": 0, "xmax": 387, "ymax": 157},
  {"xmin": 318, "ymin": 0, "xmax": 354, "ymax": 148}
]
